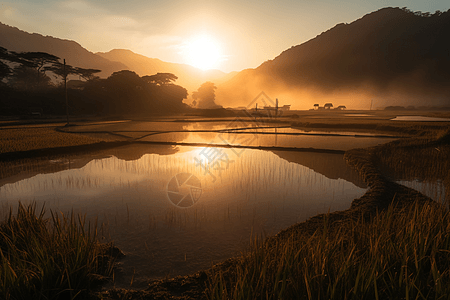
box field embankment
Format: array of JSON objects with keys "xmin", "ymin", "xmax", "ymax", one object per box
[{"xmin": 1, "ymin": 116, "xmax": 449, "ymax": 299}]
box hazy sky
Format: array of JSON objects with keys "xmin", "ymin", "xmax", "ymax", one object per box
[{"xmin": 1, "ymin": 0, "xmax": 449, "ymax": 72}]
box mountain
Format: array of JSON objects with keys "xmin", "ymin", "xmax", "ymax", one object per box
[
  {"xmin": 96, "ymin": 49, "xmax": 235, "ymax": 92},
  {"xmin": 0, "ymin": 22, "xmax": 234, "ymax": 92},
  {"xmin": 0, "ymin": 22, "xmax": 127, "ymax": 78},
  {"xmin": 216, "ymin": 7, "xmax": 450, "ymax": 110}
]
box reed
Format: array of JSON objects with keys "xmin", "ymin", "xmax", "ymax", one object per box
[
  {"xmin": 207, "ymin": 201, "xmax": 450, "ymax": 299},
  {"xmin": 0, "ymin": 202, "xmax": 114, "ymax": 300}
]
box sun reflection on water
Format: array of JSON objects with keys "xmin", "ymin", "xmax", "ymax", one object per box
[{"xmin": 0, "ymin": 146, "xmax": 367, "ymax": 286}]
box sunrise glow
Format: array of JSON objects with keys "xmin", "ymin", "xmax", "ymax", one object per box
[{"xmin": 183, "ymin": 35, "xmax": 223, "ymax": 70}]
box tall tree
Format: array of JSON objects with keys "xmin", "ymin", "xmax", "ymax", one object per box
[
  {"xmin": 44, "ymin": 61, "xmax": 101, "ymax": 83},
  {"xmin": 75, "ymin": 67, "xmax": 101, "ymax": 81},
  {"xmin": 192, "ymin": 82, "xmax": 221, "ymax": 109},
  {"xmin": 14, "ymin": 52, "xmax": 60, "ymax": 89},
  {"xmin": 142, "ymin": 73, "xmax": 178, "ymax": 86},
  {"xmin": 10, "ymin": 65, "xmax": 53, "ymax": 90},
  {"xmin": 104, "ymin": 70, "xmax": 144, "ymax": 113},
  {"xmin": 15, "ymin": 52, "xmax": 60, "ymax": 72}
]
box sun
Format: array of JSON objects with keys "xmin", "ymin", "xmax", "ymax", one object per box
[{"xmin": 184, "ymin": 35, "xmax": 223, "ymax": 71}]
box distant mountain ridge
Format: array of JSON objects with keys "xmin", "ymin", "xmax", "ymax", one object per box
[
  {"xmin": 96, "ymin": 49, "xmax": 236, "ymax": 91},
  {"xmin": 0, "ymin": 22, "xmax": 127, "ymax": 78},
  {"xmin": 216, "ymin": 7, "xmax": 450, "ymax": 109},
  {"xmin": 0, "ymin": 23, "xmax": 233, "ymax": 92}
]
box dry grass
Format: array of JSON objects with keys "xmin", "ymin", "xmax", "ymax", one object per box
[
  {"xmin": 207, "ymin": 201, "xmax": 450, "ymax": 300},
  {"xmin": 0, "ymin": 203, "xmax": 116, "ymax": 300},
  {"xmin": 0, "ymin": 125, "xmax": 106, "ymax": 154},
  {"xmin": 204, "ymin": 121, "xmax": 450, "ymax": 300},
  {"xmin": 375, "ymin": 128, "xmax": 450, "ymax": 201}
]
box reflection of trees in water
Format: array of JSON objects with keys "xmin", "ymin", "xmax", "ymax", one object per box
[
  {"xmin": 0, "ymin": 144, "xmax": 179, "ymax": 184},
  {"xmin": 1, "ymin": 148, "xmax": 365, "ymax": 204},
  {"xmin": 0, "ymin": 147, "xmax": 368, "ymax": 284}
]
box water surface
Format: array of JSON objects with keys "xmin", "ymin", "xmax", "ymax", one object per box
[
  {"xmin": 141, "ymin": 131, "xmax": 395, "ymax": 151},
  {"xmin": 396, "ymin": 179, "xmax": 447, "ymax": 203},
  {"xmin": 0, "ymin": 144, "xmax": 367, "ymax": 288}
]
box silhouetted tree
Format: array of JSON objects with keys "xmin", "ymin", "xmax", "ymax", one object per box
[
  {"xmin": 0, "ymin": 47, "xmax": 29, "ymax": 82},
  {"xmin": 0, "ymin": 47, "xmax": 12, "ymax": 80},
  {"xmin": 107, "ymin": 70, "xmax": 143, "ymax": 89},
  {"xmin": 154, "ymin": 84, "xmax": 188, "ymax": 111},
  {"xmin": 44, "ymin": 61, "xmax": 101, "ymax": 84},
  {"xmin": 44, "ymin": 61, "xmax": 76, "ymax": 83},
  {"xmin": 13, "ymin": 52, "xmax": 60, "ymax": 89},
  {"xmin": 0, "ymin": 61, "xmax": 10, "ymax": 81},
  {"xmin": 15, "ymin": 51, "xmax": 60, "ymax": 71},
  {"xmin": 70, "ymin": 69, "xmax": 189, "ymax": 115},
  {"xmin": 75, "ymin": 67, "xmax": 101, "ymax": 81},
  {"xmin": 103, "ymin": 70, "xmax": 143, "ymax": 113},
  {"xmin": 142, "ymin": 73, "xmax": 178, "ymax": 86},
  {"xmin": 10, "ymin": 65, "xmax": 53, "ymax": 90},
  {"xmin": 192, "ymin": 82, "xmax": 221, "ymax": 109}
]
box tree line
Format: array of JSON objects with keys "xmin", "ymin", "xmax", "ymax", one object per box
[{"xmin": 0, "ymin": 47, "xmax": 219, "ymax": 116}]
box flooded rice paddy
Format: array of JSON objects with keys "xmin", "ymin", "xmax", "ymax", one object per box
[
  {"xmin": 1, "ymin": 143, "xmax": 368, "ymax": 288},
  {"xmin": 63, "ymin": 120, "xmax": 397, "ymax": 151},
  {"xmin": 140, "ymin": 131, "xmax": 395, "ymax": 151},
  {"xmin": 0, "ymin": 121, "xmax": 403, "ymax": 288}
]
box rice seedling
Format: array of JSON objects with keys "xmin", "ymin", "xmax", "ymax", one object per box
[
  {"xmin": 207, "ymin": 201, "xmax": 450, "ymax": 300},
  {"xmin": 0, "ymin": 202, "xmax": 115, "ymax": 300}
]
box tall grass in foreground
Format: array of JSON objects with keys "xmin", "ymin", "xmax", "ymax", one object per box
[
  {"xmin": 0, "ymin": 203, "xmax": 113, "ymax": 300},
  {"xmin": 208, "ymin": 202, "xmax": 450, "ymax": 300}
]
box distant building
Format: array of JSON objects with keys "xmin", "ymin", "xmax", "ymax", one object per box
[
  {"xmin": 279, "ymin": 105, "xmax": 290, "ymax": 111},
  {"xmin": 313, "ymin": 103, "xmax": 346, "ymax": 111},
  {"xmin": 324, "ymin": 103, "xmax": 333, "ymax": 110}
]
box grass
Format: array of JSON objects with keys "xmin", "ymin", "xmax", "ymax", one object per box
[
  {"xmin": 0, "ymin": 125, "xmax": 105, "ymax": 154},
  {"xmin": 0, "ymin": 203, "xmax": 115, "ymax": 300},
  {"xmin": 206, "ymin": 201, "xmax": 450, "ymax": 300},
  {"xmin": 375, "ymin": 128, "xmax": 450, "ymax": 200}
]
